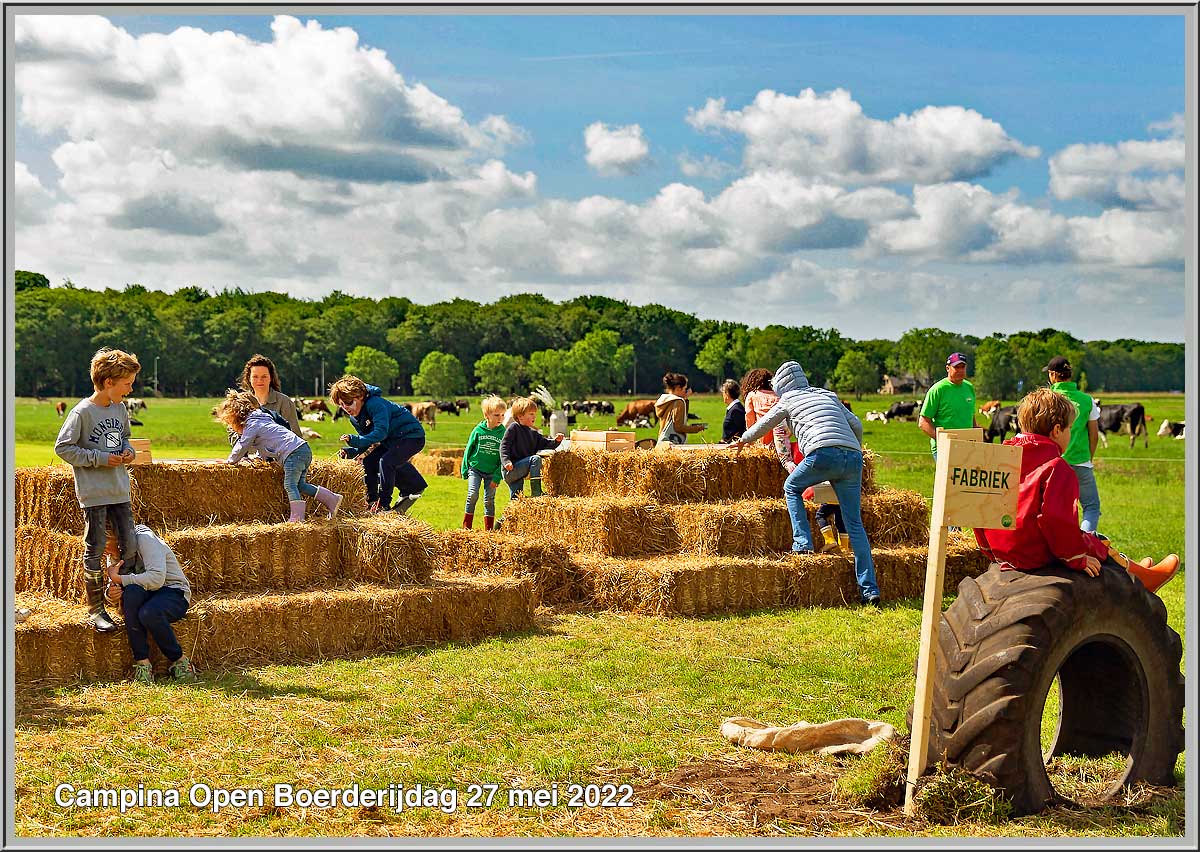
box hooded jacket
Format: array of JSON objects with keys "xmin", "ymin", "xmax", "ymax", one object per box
[
  {"xmin": 655, "ymin": 392, "xmax": 704, "ymax": 442},
  {"xmin": 973, "ymin": 433, "xmax": 1109, "ymax": 573},
  {"xmin": 739, "ymin": 361, "xmax": 863, "ymax": 456},
  {"xmin": 227, "ymin": 408, "xmax": 306, "ymax": 464},
  {"xmin": 344, "ymin": 384, "xmax": 424, "ymax": 458}
]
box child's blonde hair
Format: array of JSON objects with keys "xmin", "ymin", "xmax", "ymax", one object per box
[
  {"xmin": 481, "ymin": 395, "xmax": 507, "ymax": 417},
  {"xmin": 1017, "ymin": 387, "xmax": 1076, "ymax": 438},
  {"xmin": 510, "ymin": 397, "xmax": 539, "ymax": 419},
  {"xmin": 215, "ymin": 389, "xmax": 261, "ymax": 430},
  {"xmin": 328, "ymin": 375, "xmax": 368, "ymax": 408},
  {"xmin": 90, "ymin": 348, "xmax": 140, "ymax": 390}
]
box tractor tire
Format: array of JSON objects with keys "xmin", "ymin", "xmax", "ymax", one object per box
[{"xmin": 910, "ymin": 560, "xmax": 1184, "ymax": 816}]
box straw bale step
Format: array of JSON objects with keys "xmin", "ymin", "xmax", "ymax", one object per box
[
  {"xmin": 435, "ymin": 530, "xmax": 578, "ymax": 605},
  {"xmin": 427, "ymin": 447, "xmax": 466, "ymax": 459},
  {"xmin": 15, "ymin": 458, "xmax": 369, "ymax": 534},
  {"xmin": 542, "ymin": 445, "xmax": 877, "ymax": 502},
  {"xmin": 16, "ymin": 515, "xmax": 440, "ymax": 601},
  {"xmin": 411, "ymin": 454, "xmax": 459, "ymax": 476},
  {"xmin": 572, "ymin": 539, "xmax": 988, "ymax": 617},
  {"xmin": 499, "ymin": 488, "xmax": 927, "ymax": 557},
  {"xmin": 13, "ymin": 575, "xmax": 536, "ymax": 685}
]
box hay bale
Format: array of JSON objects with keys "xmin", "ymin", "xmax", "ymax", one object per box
[
  {"xmin": 428, "ymin": 447, "xmax": 466, "ymax": 459},
  {"xmin": 499, "ymin": 496, "xmax": 672, "ymax": 556},
  {"xmin": 542, "ymin": 444, "xmax": 877, "ymax": 503},
  {"xmin": 411, "ymin": 454, "xmax": 459, "ymax": 477},
  {"xmin": 821, "ymin": 487, "xmax": 929, "ymax": 548},
  {"xmin": 15, "ymin": 526, "xmax": 86, "ymax": 601},
  {"xmin": 164, "ymin": 523, "xmax": 342, "ymax": 594},
  {"xmin": 15, "ymin": 458, "xmax": 369, "ymax": 533},
  {"xmin": 336, "ymin": 515, "xmax": 441, "ymax": 585},
  {"xmin": 14, "ymin": 578, "xmax": 536, "ymax": 684},
  {"xmin": 436, "ymin": 530, "xmax": 578, "ymax": 605},
  {"xmin": 663, "ymin": 501, "xmax": 791, "ymax": 556},
  {"xmin": 571, "ymin": 554, "xmax": 789, "ymax": 617}
]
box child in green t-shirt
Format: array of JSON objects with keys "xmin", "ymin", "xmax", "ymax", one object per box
[{"xmin": 461, "ymin": 395, "xmax": 508, "ymax": 530}]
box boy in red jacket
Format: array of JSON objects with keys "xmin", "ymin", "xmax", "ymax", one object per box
[{"xmin": 974, "ymin": 388, "xmax": 1179, "ymax": 593}]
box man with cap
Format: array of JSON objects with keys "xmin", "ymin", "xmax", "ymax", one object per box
[
  {"xmin": 918, "ymin": 352, "xmax": 977, "ymax": 460},
  {"xmin": 1046, "ymin": 355, "xmax": 1102, "ymax": 533}
]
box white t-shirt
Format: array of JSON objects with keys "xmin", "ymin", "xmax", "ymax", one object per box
[{"xmin": 1076, "ymin": 399, "xmax": 1102, "ymax": 469}]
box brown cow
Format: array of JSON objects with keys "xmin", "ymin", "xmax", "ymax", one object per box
[
  {"xmin": 616, "ymin": 399, "xmax": 658, "ymax": 427},
  {"xmin": 411, "ymin": 401, "xmax": 437, "ymax": 429},
  {"xmin": 979, "ymin": 399, "xmax": 1002, "ymax": 417},
  {"xmin": 55, "ymin": 401, "xmax": 67, "ymax": 417}
]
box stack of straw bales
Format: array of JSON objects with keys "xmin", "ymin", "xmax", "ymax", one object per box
[
  {"xmin": 435, "ymin": 530, "xmax": 577, "ymax": 605},
  {"xmin": 411, "ymin": 454, "xmax": 459, "ymax": 477}
]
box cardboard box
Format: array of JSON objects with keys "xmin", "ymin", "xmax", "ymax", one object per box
[
  {"xmin": 569, "ymin": 429, "xmax": 636, "ymax": 453},
  {"xmin": 128, "ymin": 438, "xmax": 153, "ymax": 465}
]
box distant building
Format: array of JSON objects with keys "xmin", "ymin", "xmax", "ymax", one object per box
[{"xmin": 879, "ymin": 373, "xmax": 919, "ymax": 395}]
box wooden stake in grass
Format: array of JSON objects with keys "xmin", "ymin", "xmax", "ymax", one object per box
[{"xmin": 904, "ymin": 431, "xmax": 1021, "ymax": 816}]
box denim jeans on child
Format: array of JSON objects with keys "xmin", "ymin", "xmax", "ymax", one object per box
[
  {"xmin": 1071, "ymin": 463, "xmax": 1102, "ymax": 533},
  {"xmin": 504, "ymin": 454, "xmax": 543, "ymax": 497},
  {"xmin": 121, "ymin": 584, "xmax": 189, "ymax": 662},
  {"xmin": 783, "ymin": 446, "xmax": 880, "ymax": 601},
  {"xmin": 465, "ymin": 467, "xmax": 498, "ymax": 516},
  {"xmin": 362, "ymin": 436, "xmax": 428, "ymax": 508},
  {"xmin": 83, "ymin": 502, "xmax": 140, "ymax": 578},
  {"xmin": 282, "ymin": 443, "xmax": 319, "ymax": 502}
]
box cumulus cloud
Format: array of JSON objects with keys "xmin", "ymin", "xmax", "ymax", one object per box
[
  {"xmin": 14, "ymin": 161, "xmax": 54, "ymax": 225},
  {"xmin": 584, "ymin": 122, "xmax": 650, "ymax": 175},
  {"xmin": 677, "ymin": 152, "xmax": 735, "ymax": 180},
  {"xmin": 1048, "ymin": 123, "xmax": 1185, "ymax": 211},
  {"xmin": 687, "ymin": 87, "xmax": 1040, "ymax": 185}
]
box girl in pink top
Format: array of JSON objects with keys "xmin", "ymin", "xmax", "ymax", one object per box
[{"xmin": 740, "ymin": 368, "xmax": 796, "ymax": 471}]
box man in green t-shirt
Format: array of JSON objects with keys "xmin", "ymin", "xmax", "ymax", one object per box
[
  {"xmin": 1045, "ymin": 355, "xmax": 1102, "ymax": 533},
  {"xmin": 919, "ymin": 352, "xmax": 977, "ymax": 459}
]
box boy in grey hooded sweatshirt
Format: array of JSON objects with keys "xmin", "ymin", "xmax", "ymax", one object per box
[{"xmin": 731, "ymin": 361, "xmax": 881, "ymax": 604}]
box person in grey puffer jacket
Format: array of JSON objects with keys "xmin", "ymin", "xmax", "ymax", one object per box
[{"xmin": 730, "ymin": 361, "xmax": 881, "ymax": 604}]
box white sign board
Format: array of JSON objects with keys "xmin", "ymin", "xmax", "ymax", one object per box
[{"xmin": 905, "ymin": 431, "xmax": 1023, "ymax": 814}]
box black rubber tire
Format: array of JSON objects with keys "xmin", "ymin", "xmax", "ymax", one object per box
[{"xmin": 909, "ymin": 561, "xmax": 1184, "ymax": 816}]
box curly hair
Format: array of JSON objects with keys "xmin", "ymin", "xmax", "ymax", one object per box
[
  {"xmin": 1017, "ymin": 387, "xmax": 1077, "ymax": 438},
  {"xmin": 328, "ymin": 375, "xmax": 369, "ymax": 407},
  {"xmin": 739, "ymin": 368, "xmax": 773, "ymax": 399},
  {"xmin": 239, "ymin": 354, "xmax": 281, "ymax": 393},
  {"xmin": 90, "ymin": 348, "xmax": 140, "ymax": 390},
  {"xmin": 215, "ymin": 389, "xmax": 261, "ymax": 431}
]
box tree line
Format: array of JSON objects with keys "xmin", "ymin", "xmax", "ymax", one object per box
[{"xmin": 14, "ymin": 271, "xmax": 1185, "ymax": 400}]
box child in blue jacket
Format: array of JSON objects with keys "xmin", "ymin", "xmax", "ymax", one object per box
[{"xmin": 330, "ymin": 375, "xmax": 427, "ymax": 514}]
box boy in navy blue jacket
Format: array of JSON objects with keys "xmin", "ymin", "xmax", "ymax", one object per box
[{"xmin": 330, "ymin": 375, "xmax": 427, "ymax": 514}]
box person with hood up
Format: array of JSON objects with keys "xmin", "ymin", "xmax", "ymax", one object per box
[
  {"xmin": 217, "ymin": 390, "xmax": 343, "ymax": 522},
  {"xmin": 729, "ymin": 361, "xmax": 881, "ymax": 605},
  {"xmin": 655, "ymin": 372, "xmax": 706, "ymax": 445},
  {"xmin": 329, "ymin": 375, "xmax": 427, "ymax": 515}
]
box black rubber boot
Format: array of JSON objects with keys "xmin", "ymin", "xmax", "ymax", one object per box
[{"xmin": 85, "ymin": 574, "xmax": 118, "ymax": 633}]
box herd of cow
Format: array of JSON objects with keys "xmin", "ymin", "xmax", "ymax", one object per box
[{"xmin": 864, "ymin": 398, "xmax": 1184, "ymax": 446}]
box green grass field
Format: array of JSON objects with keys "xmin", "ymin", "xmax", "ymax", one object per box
[{"xmin": 13, "ymin": 392, "xmax": 1187, "ymax": 838}]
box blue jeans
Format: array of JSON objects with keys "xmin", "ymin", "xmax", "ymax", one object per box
[
  {"xmin": 1071, "ymin": 463, "xmax": 1101, "ymax": 533},
  {"xmin": 362, "ymin": 436, "xmax": 427, "ymax": 508},
  {"xmin": 784, "ymin": 446, "xmax": 880, "ymax": 601},
  {"xmin": 465, "ymin": 468, "xmax": 498, "ymax": 516},
  {"xmin": 504, "ymin": 455, "xmax": 543, "ymax": 497},
  {"xmin": 282, "ymin": 443, "xmax": 318, "ymax": 502},
  {"xmin": 122, "ymin": 585, "xmax": 189, "ymax": 662}
]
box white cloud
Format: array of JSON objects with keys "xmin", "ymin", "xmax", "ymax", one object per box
[
  {"xmin": 584, "ymin": 122, "xmax": 650, "ymax": 175},
  {"xmin": 14, "ymin": 161, "xmax": 54, "ymax": 225},
  {"xmin": 677, "ymin": 152, "xmax": 735, "ymax": 180},
  {"xmin": 1148, "ymin": 113, "xmax": 1184, "ymax": 138},
  {"xmin": 687, "ymin": 87, "xmax": 1039, "ymax": 185},
  {"xmin": 1049, "ymin": 133, "xmax": 1185, "ymax": 211}
]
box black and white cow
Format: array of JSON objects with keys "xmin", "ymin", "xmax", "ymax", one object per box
[
  {"xmin": 884, "ymin": 400, "xmax": 920, "ymax": 422},
  {"xmin": 983, "ymin": 405, "xmax": 1019, "ymax": 444},
  {"xmin": 1097, "ymin": 403, "xmax": 1149, "ymax": 449},
  {"xmin": 1156, "ymin": 420, "xmax": 1185, "ymax": 439}
]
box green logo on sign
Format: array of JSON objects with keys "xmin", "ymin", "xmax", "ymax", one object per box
[{"xmin": 1001, "ymin": 514, "xmax": 1014, "ymax": 528}]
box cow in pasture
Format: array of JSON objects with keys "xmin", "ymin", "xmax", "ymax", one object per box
[
  {"xmin": 411, "ymin": 401, "xmax": 437, "ymax": 428},
  {"xmin": 125, "ymin": 398, "xmax": 147, "ymax": 413},
  {"xmin": 983, "ymin": 405, "xmax": 1019, "ymax": 444},
  {"xmin": 596, "ymin": 400, "xmax": 615, "ymax": 415},
  {"xmin": 840, "ymin": 399, "xmax": 853, "ymax": 412},
  {"xmin": 301, "ymin": 411, "xmax": 327, "ymax": 422},
  {"xmin": 630, "ymin": 416, "xmax": 653, "ymax": 429},
  {"xmin": 455, "ymin": 399, "xmax": 470, "ymax": 412},
  {"xmin": 1097, "ymin": 403, "xmax": 1149, "ymax": 449},
  {"xmin": 865, "ymin": 410, "xmax": 888, "ymax": 423},
  {"xmin": 1157, "ymin": 419, "xmax": 1186, "ymax": 439},
  {"xmin": 300, "ymin": 426, "xmax": 321, "ymax": 441},
  {"xmin": 884, "ymin": 400, "xmax": 920, "ymax": 422},
  {"xmin": 979, "ymin": 400, "xmax": 1002, "ymax": 417},
  {"xmin": 616, "ymin": 399, "xmax": 658, "ymax": 427},
  {"xmin": 294, "ymin": 398, "xmax": 332, "ymax": 416},
  {"xmin": 55, "ymin": 401, "xmax": 67, "ymax": 417},
  {"xmin": 434, "ymin": 400, "xmax": 460, "ymax": 416}
]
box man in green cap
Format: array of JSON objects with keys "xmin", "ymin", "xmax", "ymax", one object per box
[{"xmin": 1045, "ymin": 355, "xmax": 1102, "ymax": 533}]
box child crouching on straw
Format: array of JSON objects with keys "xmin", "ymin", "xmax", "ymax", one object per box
[{"xmin": 215, "ymin": 390, "xmax": 343, "ymax": 523}]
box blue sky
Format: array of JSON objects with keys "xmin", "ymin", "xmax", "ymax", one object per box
[{"xmin": 13, "ymin": 11, "xmax": 1190, "ymax": 341}]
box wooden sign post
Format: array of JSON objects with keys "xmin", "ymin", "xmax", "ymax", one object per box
[{"xmin": 904, "ymin": 430, "xmax": 1022, "ymax": 815}]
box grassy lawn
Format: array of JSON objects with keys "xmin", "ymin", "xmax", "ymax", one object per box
[{"xmin": 13, "ymin": 391, "xmax": 1187, "ymax": 837}]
